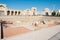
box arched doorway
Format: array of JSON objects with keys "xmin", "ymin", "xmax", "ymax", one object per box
[
  {"xmin": 18, "ymin": 11, "xmax": 20, "ymax": 15},
  {"xmin": 7, "ymin": 10, "xmax": 10, "ymax": 15},
  {"xmin": 46, "ymin": 12, "xmax": 49, "ymax": 16},
  {"xmin": 15, "ymin": 11, "xmax": 17, "ymax": 15},
  {"xmin": 11, "ymin": 11, "xmax": 14, "ymax": 15}
]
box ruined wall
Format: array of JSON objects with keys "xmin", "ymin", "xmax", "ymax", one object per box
[{"xmin": 0, "ymin": 16, "xmax": 60, "ymax": 23}]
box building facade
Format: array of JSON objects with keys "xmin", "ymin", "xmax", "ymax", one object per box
[
  {"xmin": 0, "ymin": 4, "xmax": 39, "ymax": 16},
  {"xmin": 0, "ymin": 4, "xmax": 54, "ymax": 16}
]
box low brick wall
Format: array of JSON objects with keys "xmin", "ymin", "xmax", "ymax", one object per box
[{"xmin": 0, "ymin": 16, "xmax": 60, "ymax": 23}]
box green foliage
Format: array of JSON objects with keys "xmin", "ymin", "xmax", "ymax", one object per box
[{"xmin": 51, "ymin": 11, "xmax": 56, "ymax": 16}]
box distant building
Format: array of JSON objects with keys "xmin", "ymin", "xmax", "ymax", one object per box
[
  {"xmin": 56, "ymin": 9, "xmax": 60, "ymax": 16},
  {"xmin": 23, "ymin": 9, "xmax": 33, "ymax": 16},
  {"xmin": 0, "ymin": 4, "xmax": 23, "ymax": 16},
  {"xmin": 40, "ymin": 8, "xmax": 52, "ymax": 16},
  {"xmin": 0, "ymin": 4, "xmax": 39, "ymax": 16},
  {"xmin": 31, "ymin": 7, "xmax": 38, "ymax": 16},
  {"xmin": 0, "ymin": 4, "xmax": 53, "ymax": 16},
  {"xmin": 0, "ymin": 4, "xmax": 7, "ymax": 15}
]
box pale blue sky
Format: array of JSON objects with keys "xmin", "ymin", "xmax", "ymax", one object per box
[{"xmin": 0, "ymin": 0, "xmax": 60, "ymax": 11}]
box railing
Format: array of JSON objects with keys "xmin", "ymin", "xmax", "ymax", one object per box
[
  {"xmin": 0, "ymin": 20, "xmax": 4, "ymax": 39},
  {"xmin": 0, "ymin": 20, "xmax": 13, "ymax": 39}
]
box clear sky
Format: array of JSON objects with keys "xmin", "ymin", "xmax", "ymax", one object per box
[{"xmin": 0, "ymin": 0, "xmax": 60, "ymax": 11}]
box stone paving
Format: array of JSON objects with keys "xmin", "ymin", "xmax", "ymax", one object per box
[{"xmin": 49, "ymin": 32, "xmax": 60, "ymax": 40}]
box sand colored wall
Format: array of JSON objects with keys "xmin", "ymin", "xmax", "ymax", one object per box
[{"xmin": 0, "ymin": 16, "xmax": 60, "ymax": 24}]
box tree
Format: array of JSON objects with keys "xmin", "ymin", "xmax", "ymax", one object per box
[{"xmin": 51, "ymin": 11, "xmax": 56, "ymax": 16}]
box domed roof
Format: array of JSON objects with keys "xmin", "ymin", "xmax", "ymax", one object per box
[
  {"xmin": 0, "ymin": 4, "xmax": 6, "ymax": 8},
  {"xmin": 43, "ymin": 8, "xmax": 51, "ymax": 12},
  {"xmin": 32, "ymin": 7, "xmax": 37, "ymax": 10},
  {"xmin": 44, "ymin": 8, "xmax": 50, "ymax": 11}
]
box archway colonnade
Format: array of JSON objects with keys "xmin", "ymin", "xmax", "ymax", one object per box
[{"xmin": 7, "ymin": 10, "xmax": 21, "ymax": 15}]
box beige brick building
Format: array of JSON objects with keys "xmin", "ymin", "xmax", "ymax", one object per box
[
  {"xmin": 0, "ymin": 4, "xmax": 53, "ymax": 16},
  {"xmin": 0, "ymin": 4, "xmax": 40, "ymax": 16}
]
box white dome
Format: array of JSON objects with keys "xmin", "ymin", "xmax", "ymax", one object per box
[
  {"xmin": 0, "ymin": 4, "xmax": 6, "ymax": 8},
  {"xmin": 44, "ymin": 8, "xmax": 50, "ymax": 11},
  {"xmin": 43, "ymin": 8, "xmax": 50, "ymax": 12},
  {"xmin": 32, "ymin": 7, "xmax": 36, "ymax": 9}
]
